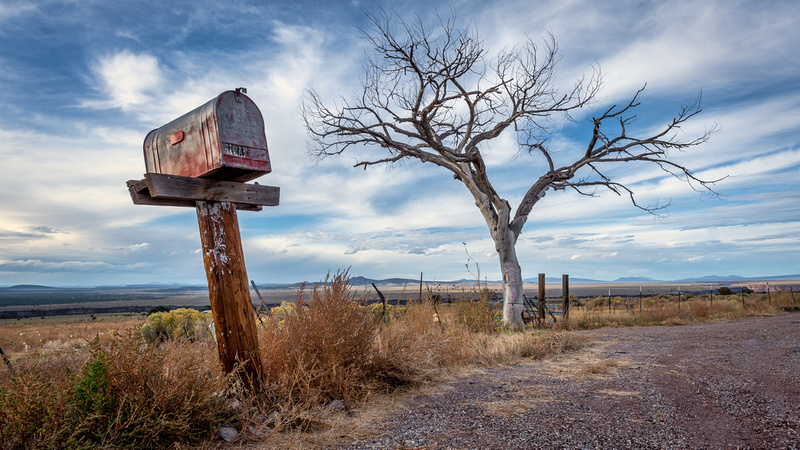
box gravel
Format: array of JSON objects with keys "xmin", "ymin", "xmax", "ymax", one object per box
[{"xmin": 334, "ymin": 313, "xmax": 800, "ymax": 449}]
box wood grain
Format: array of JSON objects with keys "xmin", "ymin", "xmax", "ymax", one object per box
[
  {"xmin": 196, "ymin": 200, "xmax": 263, "ymax": 388},
  {"xmin": 126, "ymin": 173, "xmax": 279, "ymax": 211}
]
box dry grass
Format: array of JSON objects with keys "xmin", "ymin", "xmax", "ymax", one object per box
[
  {"xmin": 561, "ymin": 291, "xmax": 795, "ymax": 330},
  {"xmin": 2, "ymin": 276, "xmax": 794, "ymax": 448},
  {"xmin": 0, "ymin": 332, "xmax": 230, "ymax": 449},
  {"xmin": 0, "ymin": 317, "xmax": 142, "ymax": 357}
]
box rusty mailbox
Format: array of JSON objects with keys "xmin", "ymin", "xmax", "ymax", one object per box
[{"xmin": 144, "ymin": 88, "xmax": 271, "ymax": 182}]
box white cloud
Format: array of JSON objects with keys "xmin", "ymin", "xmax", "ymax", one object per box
[
  {"xmin": 0, "ymin": 2, "xmax": 37, "ymax": 22},
  {"xmin": 89, "ymin": 51, "xmax": 164, "ymax": 110},
  {"xmin": 118, "ymin": 243, "xmax": 151, "ymax": 253}
]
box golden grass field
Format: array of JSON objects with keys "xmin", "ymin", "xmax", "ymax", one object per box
[{"xmin": 0, "ymin": 274, "xmax": 797, "ymax": 448}]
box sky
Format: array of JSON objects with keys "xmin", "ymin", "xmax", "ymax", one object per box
[{"xmin": 0, "ymin": 0, "xmax": 798, "ymax": 287}]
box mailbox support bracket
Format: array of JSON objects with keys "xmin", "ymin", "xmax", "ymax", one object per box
[{"xmin": 127, "ymin": 173, "xmax": 279, "ymax": 211}]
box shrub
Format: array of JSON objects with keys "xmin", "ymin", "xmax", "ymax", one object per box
[
  {"xmin": 0, "ymin": 333, "xmax": 229, "ymax": 449},
  {"xmin": 139, "ymin": 308, "xmax": 211, "ymax": 344},
  {"xmin": 454, "ymin": 299, "xmax": 498, "ymax": 334},
  {"xmin": 259, "ymin": 272, "xmax": 380, "ymax": 410},
  {"xmin": 718, "ymin": 287, "xmax": 733, "ymax": 295}
]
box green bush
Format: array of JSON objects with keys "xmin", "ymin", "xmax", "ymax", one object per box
[
  {"xmin": 138, "ymin": 308, "xmax": 211, "ymax": 344},
  {"xmin": 718, "ymin": 287, "xmax": 733, "ymax": 295},
  {"xmin": 73, "ymin": 346, "xmax": 116, "ymax": 419}
]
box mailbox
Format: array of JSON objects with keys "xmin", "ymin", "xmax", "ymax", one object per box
[{"xmin": 144, "ymin": 88, "xmax": 271, "ymax": 182}]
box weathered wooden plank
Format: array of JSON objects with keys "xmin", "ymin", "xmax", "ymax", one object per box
[
  {"xmin": 196, "ymin": 200, "xmax": 263, "ymax": 389},
  {"xmin": 127, "ymin": 179, "xmax": 199, "ymax": 208},
  {"xmin": 126, "ymin": 175, "xmax": 271, "ymax": 211},
  {"xmin": 144, "ymin": 173, "xmax": 279, "ymax": 206}
]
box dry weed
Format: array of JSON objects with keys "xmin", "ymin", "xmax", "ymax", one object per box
[{"xmin": 0, "ymin": 331, "xmax": 230, "ymax": 449}]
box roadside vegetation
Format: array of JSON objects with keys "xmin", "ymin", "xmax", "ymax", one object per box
[{"xmin": 0, "ymin": 273, "xmax": 796, "ymax": 448}]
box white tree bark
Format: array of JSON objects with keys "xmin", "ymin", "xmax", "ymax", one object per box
[{"xmin": 496, "ymin": 229, "xmax": 525, "ymax": 329}]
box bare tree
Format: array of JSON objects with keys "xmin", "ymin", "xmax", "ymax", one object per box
[{"xmin": 302, "ymin": 10, "xmax": 719, "ymax": 329}]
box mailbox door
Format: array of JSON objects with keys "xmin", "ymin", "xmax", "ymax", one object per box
[{"xmin": 211, "ymin": 91, "xmax": 271, "ymax": 181}]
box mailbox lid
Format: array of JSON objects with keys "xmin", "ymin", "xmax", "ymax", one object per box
[{"xmin": 143, "ymin": 89, "xmax": 271, "ymax": 182}]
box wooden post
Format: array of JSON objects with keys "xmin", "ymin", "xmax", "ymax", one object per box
[
  {"xmin": 250, "ymin": 280, "xmax": 267, "ymax": 325},
  {"xmin": 196, "ymin": 201, "xmax": 263, "ymax": 388},
  {"xmin": 0, "ymin": 346, "xmax": 12, "ymax": 371},
  {"xmin": 372, "ymin": 283, "xmax": 387, "ymax": 325},
  {"xmin": 608, "ymin": 289, "xmax": 612, "ymax": 312},
  {"xmin": 562, "ymin": 274, "xmax": 570, "ymax": 320},
  {"xmin": 791, "ymin": 285, "xmax": 796, "ymax": 305},
  {"xmin": 538, "ymin": 273, "xmax": 546, "ymax": 323},
  {"xmin": 418, "ymin": 272, "xmax": 423, "ymax": 305}
]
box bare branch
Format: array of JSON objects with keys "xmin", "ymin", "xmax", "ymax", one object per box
[{"xmin": 302, "ymin": 8, "xmax": 720, "ymax": 255}]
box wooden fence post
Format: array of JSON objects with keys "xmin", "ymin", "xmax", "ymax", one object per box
[
  {"xmin": 196, "ymin": 200, "xmax": 263, "ymax": 389},
  {"xmin": 639, "ymin": 285, "xmax": 643, "ymax": 314},
  {"xmin": 418, "ymin": 272, "xmax": 423, "ymax": 305},
  {"xmin": 538, "ymin": 273, "xmax": 546, "ymax": 323},
  {"xmin": 562, "ymin": 274, "xmax": 570, "ymax": 320},
  {"xmin": 372, "ymin": 283, "xmax": 387, "ymax": 325}
]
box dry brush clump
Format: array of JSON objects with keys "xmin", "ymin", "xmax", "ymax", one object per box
[
  {"xmin": 0, "ymin": 332, "xmax": 231, "ymax": 449},
  {"xmin": 256, "ymin": 272, "xmax": 449, "ymax": 417}
]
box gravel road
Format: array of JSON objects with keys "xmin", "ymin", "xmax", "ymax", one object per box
[{"xmin": 335, "ymin": 313, "xmax": 800, "ymax": 449}]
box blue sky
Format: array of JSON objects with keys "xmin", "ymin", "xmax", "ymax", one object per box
[{"xmin": 0, "ymin": 0, "xmax": 798, "ymax": 286}]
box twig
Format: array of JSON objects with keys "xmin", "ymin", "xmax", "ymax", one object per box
[
  {"xmin": 372, "ymin": 283, "xmax": 387, "ymax": 325},
  {"xmin": 0, "ymin": 346, "xmax": 12, "ymax": 372},
  {"xmin": 250, "ymin": 280, "xmax": 267, "ymax": 325}
]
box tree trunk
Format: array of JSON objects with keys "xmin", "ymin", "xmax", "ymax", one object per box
[{"xmin": 497, "ymin": 230, "xmax": 525, "ymax": 330}]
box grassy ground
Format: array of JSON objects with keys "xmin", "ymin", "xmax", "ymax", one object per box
[{"xmin": 0, "ymin": 274, "xmax": 796, "ymax": 449}]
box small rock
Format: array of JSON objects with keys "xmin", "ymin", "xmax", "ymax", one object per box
[
  {"xmin": 216, "ymin": 426, "xmax": 238, "ymax": 443},
  {"xmin": 328, "ymin": 399, "xmax": 346, "ymax": 411},
  {"xmin": 227, "ymin": 399, "xmax": 242, "ymax": 411},
  {"xmin": 264, "ymin": 411, "xmax": 281, "ymax": 427},
  {"xmin": 248, "ymin": 424, "xmax": 272, "ymax": 436}
]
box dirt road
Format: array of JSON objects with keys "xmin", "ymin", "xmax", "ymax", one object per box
[{"xmin": 337, "ymin": 313, "xmax": 800, "ymax": 449}]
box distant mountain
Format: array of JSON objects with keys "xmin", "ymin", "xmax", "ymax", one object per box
[
  {"xmin": 1, "ymin": 284, "xmax": 62, "ymax": 291},
  {"xmin": 675, "ymin": 274, "xmax": 800, "ymax": 283},
  {"xmin": 614, "ymin": 277, "xmax": 660, "ymax": 282},
  {"xmin": 674, "ymin": 275, "xmax": 745, "ymax": 282}
]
